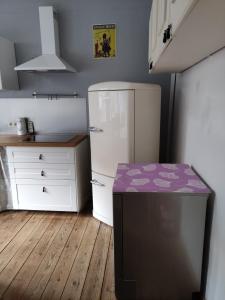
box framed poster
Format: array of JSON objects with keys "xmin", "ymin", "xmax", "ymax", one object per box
[{"xmin": 93, "ymin": 24, "xmax": 116, "ymax": 59}]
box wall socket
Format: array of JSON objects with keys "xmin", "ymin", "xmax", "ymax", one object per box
[{"xmin": 8, "ymin": 122, "xmax": 17, "ymax": 127}]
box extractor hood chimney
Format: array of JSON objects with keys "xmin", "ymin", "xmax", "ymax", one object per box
[{"xmin": 15, "ymin": 6, "xmax": 76, "ymax": 72}]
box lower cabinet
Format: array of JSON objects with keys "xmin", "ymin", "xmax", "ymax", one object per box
[
  {"xmin": 12, "ymin": 179, "xmax": 76, "ymax": 211},
  {"xmin": 6, "ymin": 139, "xmax": 90, "ymax": 212},
  {"xmin": 91, "ymin": 172, "xmax": 114, "ymax": 226}
]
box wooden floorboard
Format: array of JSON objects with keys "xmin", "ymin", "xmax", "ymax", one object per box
[
  {"xmin": 0, "ymin": 214, "xmax": 53, "ymax": 297},
  {"xmin": 0, "ymin": 211, "xmax": 115, "ymax": 300},
  {"xmin": 41, "ymin": 214, "xmax": 89, "ymax": 300},
  {"xmin": 61, "ymin": 217, "xmax": 100, "ymax": 300},
  {"xmin": 80, "ymin": 223, "xmax": 112, "ymax": 300},
  {"xmin": 101, "ymin": 233, "xmax": 116, "ymax": 300},
  {"xmin": 3, "ymin": 214, "xmax": 66, "ymax": 300},
  {"xmin": 0, "ymin": 213, "xmax": 44, "ymax": 274},
  {"xmin": 0, "ymin": 211, "xmax": 33, "ymax": 253}
]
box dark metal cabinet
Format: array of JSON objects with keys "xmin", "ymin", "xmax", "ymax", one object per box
[{"xmin": 113, "ymin": 163, "xmax": 210, "ymax": 300}]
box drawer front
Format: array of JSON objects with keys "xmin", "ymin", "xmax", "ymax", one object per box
[
  {"xmin": 6, "ymin": 147, "xmax": 74, "ymax": 164},
  {"xmin": 9, "ymin": 163, "xmax": 75, "ymax": 180},
  {"xmin": 91, "ymin": 172, "xmax": 114, "ymax": 226},
  {"xmin": 15, "ymin": 179, "xmax": 77, "ymax": 211}
]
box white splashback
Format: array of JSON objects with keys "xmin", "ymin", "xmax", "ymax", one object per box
[{"xmin": 0, "ymin": 98, "xmax": 87, "ymax": 134}]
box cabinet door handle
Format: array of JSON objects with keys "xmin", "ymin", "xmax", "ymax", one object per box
[
  {"xmin": 166, "ymin": 24, "xmax": 172, "ymax": 40},
  {"xmin": 149, "ymin": 61, "xmax": 153, "ymax": 70},
  {"xmin": 90, "ymin": 179, "xmax": 105, "ymax": 187},
  {"xmin": 39, "ymin": 154, "xmax": 43, "ymax": 160},
  {"xmin": 41, "ymin": 170, "xmax": 45, "ymax": 177},
  {"xmin": 42, "ymin": 186, "xmax": 47, "ymax": 192},
  {"xmin": 163, "ymin": 30, "xmax": 167, "ymax": 43},
  {"xmin": 89, "ymin": 127, "xmax": 103, "ymax": 133}
]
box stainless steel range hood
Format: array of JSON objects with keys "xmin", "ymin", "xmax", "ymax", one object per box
[{"xmin": 15, "ymin": 6, "xmax": 76, "ymax": 73}]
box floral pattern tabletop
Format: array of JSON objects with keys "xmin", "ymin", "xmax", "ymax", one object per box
[{"xmin": 113, "ymin": 163, "xmax": 210, "ymax": 194}]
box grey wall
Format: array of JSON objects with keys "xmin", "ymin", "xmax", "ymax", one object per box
[
  {"xmin": 0, "ymin": 0, "xmax": 170, "ymax": 98},
  {"xmin": 0, "ymin": 98, "xmax": 87, "ymax": 134},
  {"xmin": 0, "ymin": 0, "xmax": 171, "ymax": 160},
  {"xmin": 172, "ymin": 48, "xmax": 225, "ymax": 300}
]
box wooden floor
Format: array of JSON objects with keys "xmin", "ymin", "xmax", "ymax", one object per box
[{"xmin": 0, "ymin": 211, "xmax": 116, "ymax": 300}]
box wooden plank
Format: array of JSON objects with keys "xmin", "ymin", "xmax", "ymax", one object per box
[
  {"xmin": 0, "ymin": 213, "xmax": 54, "ymax": 297},
  {"xmin": 41, "ymin": 214, "xmax": 89, "ymax": 300},
  {"xmin": 3, "ymin": 213, "xmax": 66, "ymax": 300},
  {"xmin": 101, "ymin": 231, "xmax": 116, "ymax": 300},
  {"xmin": 0, "ymin": 211, "xmax": 32, "ymax": 252},
  {"xmin": 0, "ymin": 134, "xmax": 87, "ymax": 147},
  {"xmin": 0, "ymin": 211, "xmax": 30, "ymax": 232},
  {"xmin": 0, "ymin": 212, "xmax": 45, "ymax": 273},
  {"xmin": 61, "ymin": 218, "xmax": 100, "ymax": 300},
  {"xmin": 0, "ymin": 212, "xmax": 116, "ymax": 300},
  {"xmin": 0, "ymin": 211, "xmax": 21, "ymax": 225},
  {"xmin": 21, "ymin": 214, "xmax": 77, "ymax": 299},
  {"xmin": 80, "ymin": 223, "xmax": 111, "ymax": 300}
]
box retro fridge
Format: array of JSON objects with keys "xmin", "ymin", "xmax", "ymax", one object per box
[{"xmin": 88, "ymin": 82, "xmax": 161, "ymax": 226}]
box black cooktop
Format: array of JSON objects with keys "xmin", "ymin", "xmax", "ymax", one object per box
[{"xmin": 25, "ymin": 133, "xmax": 76, "ymax": 143}]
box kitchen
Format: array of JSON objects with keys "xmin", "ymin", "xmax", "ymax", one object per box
[{"xmin": 0, "ymin": 0, "xmax": 225, "ymax": 300}]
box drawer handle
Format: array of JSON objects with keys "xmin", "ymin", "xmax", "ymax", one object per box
[
  {"xmin": 42, "ymin": 187, "xmax": 47, "ymax": 193},
  {"xmin": 89, "ymin": 127, "xmax": 103, "ymax": 133},
  {"xmin": 41, "ymin": 170, "xmax": 45, "ymax": 177},
  {"xmin": 39, "ymin": 154, "xmax": 43, "ymax": 160},
  {"xmin": 90, "ymin": 179, "xmax": 105, "ymax": 187}
]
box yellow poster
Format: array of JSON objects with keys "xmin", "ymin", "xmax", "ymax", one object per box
[{"xmin": 93, "ymin": 24, "xmax": 116, "ymax": 59}]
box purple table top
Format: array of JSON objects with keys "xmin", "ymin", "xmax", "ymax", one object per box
[{"xmin": 113, "ymin": 163, "xmax": 210, "ymax": 194}]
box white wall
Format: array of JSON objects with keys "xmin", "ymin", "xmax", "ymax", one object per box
[
  {"xmin": 173, "ymin": 48, "xmax": 225, "ymax": 300},
  {"xmin": 0, "ymin": 98, "xmax": 87, "ymax": 133}
]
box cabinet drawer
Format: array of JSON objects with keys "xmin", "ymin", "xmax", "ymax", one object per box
[
  {"xmin": 14, "ymin": 179, "xmax": 77, "ymax": 211},
  {"xmin": 6, "ymin": 147, "xmax": 74, "ymax": 164},
  {"xmin": 9, "ymin": 163, "xmax": 75, "ymax": 180}
]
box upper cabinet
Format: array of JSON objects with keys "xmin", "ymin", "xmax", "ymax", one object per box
[
  {"xmin": 169, "ymin": 0, "xmax": 195, "ymax": 34},
  {"xmin": 149, "ymin": 0, "xmax": 225, "ymax": 73},
  {"xmin": 0, "ymin": 37, "xmax": 19, "ymax": 90}
]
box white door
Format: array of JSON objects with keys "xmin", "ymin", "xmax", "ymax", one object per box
[
  {"xmin": 169, "ymin": 0, "xmax": 197, "ymax": 34},
  {"xmin": 155, "ymin": 0, "xmax": 171, "ymax": 60},
  {"xmin": 89, "ymin": 90, "xmax": 134, "ymax": 178},
  {"xmin": 91, "ymin": 172, "xmax": 114, "ymax": 226},
  {"xmin": 148, "ymin": 0, "xmax": 158, "ymax": 65}
]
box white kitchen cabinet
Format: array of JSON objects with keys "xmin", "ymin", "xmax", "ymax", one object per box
[
  {"xmin": 169, "ymin": 0, "xmax": 196, "ymax": 34},
  {"xmin": 0, "ymin": 37, "xmax": 18, "ymax": 90},
  {"xmin": 6, "ymin": 139, "xmax": 90, "ymax": 212},
  {"xmin": 149, "ymin": 0, "xmax": 225, "ymax": 73}
]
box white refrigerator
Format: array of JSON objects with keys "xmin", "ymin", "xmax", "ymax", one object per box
[{"xmin": 88, "ymin": 82, "xmax": 161, "ymax": 226}]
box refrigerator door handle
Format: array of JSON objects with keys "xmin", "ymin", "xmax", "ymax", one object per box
[
  {"xmin": 89, "ymin": 126, "xmax": 104, "ymax": 133},
  {"xmin": 90, "ymin": 179, "xmax": 105, "ymax": 187}
]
